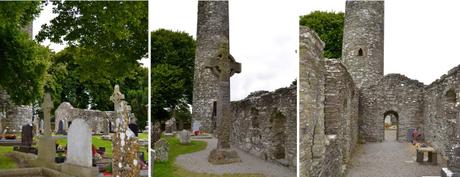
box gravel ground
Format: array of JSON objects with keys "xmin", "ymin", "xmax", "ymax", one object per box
[
  {"xmin": 175, "ymin": 138, "xmax": 295, "ymax": 177},
  {"xmin": 346, "ymin": 130, "xmax": 446, "ymax": 177}
]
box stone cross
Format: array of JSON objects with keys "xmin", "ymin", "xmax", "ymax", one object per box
[
  {"xmin": 205, "ymin": 38, "xmax": 241, "ymax": 149},
  {"xmin": 42, "ymin": 93, "xmax": 53, "ymax": 136},
  {"xmin": 111, "ymin": 85, "xmax": 140, "ymax": 177},
  {"xmin": 110, "ymin": 85, "xmax": 125, "ymax": 112}
]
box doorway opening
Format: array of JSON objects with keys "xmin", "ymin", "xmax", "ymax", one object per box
[{"xmin": 383, "ymin": 111, "xmax": 399, "ymax": 141}]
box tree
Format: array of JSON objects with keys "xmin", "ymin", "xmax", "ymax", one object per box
[
  {"xmin": 37, "ymin": 1, "xmax": 148, "ymax": 84},
  {"xmin": 151, "ymin": 29, "xmax": 195, "ymax": 122},
  {"xmin": 46, "ymin": 47, "xmax": 148, "ymax": 129},
  {"xmin": 0, "ymin": 2, "xmax": 51, "ymax": 105},
  {"xmin": 300, "ymin": 11, "xmax": 344, "ymax": 59}
]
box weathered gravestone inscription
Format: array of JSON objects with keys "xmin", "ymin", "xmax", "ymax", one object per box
[
  {"xmin": 154, "ymin": 139, "xmax": 169, "ymax": 162},
  {"xmin": 179, "ymin": 129, "xmax": 191, "ymax": 145}
]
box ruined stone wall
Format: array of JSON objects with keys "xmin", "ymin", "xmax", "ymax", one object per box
[
  {"xmin": 230, "ymin": 86, "xmax": 296, "ymax": 170},
  {"xmin": 54, "ymin": 102, "xmax": 135, "ymax": 134},
  {"xmin": 324, "ymin": 59, "xmax": 359, "ymax": 169},
  {"xmin": 299, "ymin": 26, "xmax": 326, "ymax": 177},
  {"xmin": 192, "ymin": 1, "xmax": 229, "ymax": 133},
  {"xmin": 423, "ymin": 65, "xmax": 460, "ymax": 158},
  {"xmin": 3, "ymin": 105, "xmax": 33, "ymax": 133},
  {"xmin": 360, "ymin": 74, "xmax": 425, "ymax": 142},
  {"xmin": 299, "ymin": 26, "xmax": 360, "ymax": 177},
  {"xmin": 0, "ymin": 90, "xmax": 33, "ymax": 133},
  {"xmin": 342, "ymin": 0, "xmax": 384, "ymax": 89}
]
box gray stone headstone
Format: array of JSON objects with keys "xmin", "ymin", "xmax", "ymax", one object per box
[
  {"xmin": 21, "ymin": 124, "xmax": 33, "ymax": 146},
  {"xmin": 56, "ymin": 120, "xmax": 66, "ymax": 135},
  {"xmin": 179, "ymin": 130, "xmax": 191, "ymax": 144},
  {"xmin": 154, "ymin": 139, "xmax": 169, "ymax": 162},
  {"xmin": 66, "ymin": 119, "xmax": 92, "ymax": 167}
]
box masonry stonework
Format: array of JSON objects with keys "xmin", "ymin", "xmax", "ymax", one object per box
[
  {"xmin": 192, "ymin": 0, "xmax": 229, "ymax": 133},
  {"xmin": 342, "ymin": 0, "xmax": 384, "ymax": 89},
  {"xmin": 230, "ymin": 86, "xmax": 296, "ymax": 169}
]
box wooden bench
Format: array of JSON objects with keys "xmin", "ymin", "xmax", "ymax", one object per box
[{"xmin": 416, "ymin": 146, "xmax": 437, "ymax": 165}]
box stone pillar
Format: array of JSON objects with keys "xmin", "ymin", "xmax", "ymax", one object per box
[
  {"xmin": 111, "ymin": 85, "xmax": 140, "ymax": 177},
  {"xmin": 192, "ymin": 0, "xmax": 229, "ymax": 133},
  {"xmin": 206, "ymin": 39, "xmax": 241, "ymax": 164}
]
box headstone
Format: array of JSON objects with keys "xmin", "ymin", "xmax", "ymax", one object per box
[
  {"xmin": 170, "ymin": 117, "xmax": 176, "ymax": 132},
  {"xmin": 66, "ymin": 119, "xmax": 92, "ymax": 167},
  {"xmin": 33, "ymin": 117, "xmax": 40, "ymax": 135},
  {"xmin": 179, "ymin": 130, "xmax": 191, "ymax": 144},
  {"xmin": 164, "ymin": 119, "xmax": 173, "ymax": 133},
  {"xmin": 110, "ymin": 85, "xmax": 140, "ymax": 177},
  {"xmin": 152, "ymin": 122, "xmax": 161, "ymax": 146},
  {"xmin": 128, "ymin": 123, "xmax": 139, "ymax": 137},
  {"xmin": 56, "ymin": 120, "xmax": 66, "ymax": 135},
  {"xmin": 40, "ymin": 119, "xmax": 44, "ymax": 134},
  {"xmin": 154, "ymin": 139, "xmax": 169, "ymax": 162},
  {"xmin": 21, "ymin": 124, "xmax": 33, "ymax": 146},
  {"xmin": 205, "ymin": 38, "xmax": 241, "ymax": 164}
]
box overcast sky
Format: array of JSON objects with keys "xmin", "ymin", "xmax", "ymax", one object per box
[
  {"xmin": 151, "ymin": 0, "xmax": 299, "ymax": 101},
  {"xmin": 32, "ymin": 3, "xmax": 150, "ymax": 67},
  {"xmin": 298, "ymin": 0, "xmax": 460, "ymax": 85}
]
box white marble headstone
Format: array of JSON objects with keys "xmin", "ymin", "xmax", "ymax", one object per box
[{"xmin": 66, "ymin": 119, "xmax": 92, "ymax": 167}]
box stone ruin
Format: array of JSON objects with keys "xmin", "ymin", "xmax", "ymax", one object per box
[
  {"xmin": 300, "ymin": 0, "xmax": 460, "ymax": 176},
  {"xmin": 231, "ymin": 86, "xmax": 297, "ymax": 169},
  {"xmin": 190, "ymin": 0, "xmax": 297, "ymax": 170},
  {"xmin": 0, "ymin": 90, "xmax": 34, "ymax": 134},
  {"xmin": 54, "ymin": 102, "xmax": 137, "ymax": 135}
]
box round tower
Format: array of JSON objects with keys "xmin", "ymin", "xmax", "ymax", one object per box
[
  {"xmin": 342, "ymin": 0, "xmax": 384, "ymax": 89},
  {"xmin": 192, "ymin": 1, "xmax": 229, "ymax": 133}
]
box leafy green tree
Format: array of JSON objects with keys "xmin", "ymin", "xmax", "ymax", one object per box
[
  {"xmin": 37, "ymin": 2, "xmax": 148, "ymax": 128},
  {"xmin": 300, "ymin": 11, "xmax": 344, "ymax": 58},
  {"xmin": 151, "ymin": 29, "xmax": 195, "ymax": 121},
  {"xmin": 37, "ymin": 1, "xmax": 148, "ymax": 84},
  {"xmin": 46, "ymin": 47, "xmax": 148, "ymax": 129},
  {"xmin": 0, "ymin": 2, "xmax": 51, "ymax": 105}
]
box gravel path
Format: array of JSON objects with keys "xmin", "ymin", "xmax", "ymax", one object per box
[
  {"xmin": 346, "ymin": 130, "xmax": 446, "ymax": 177},
  {"xmin": 175, "ymin": 138, "xmax": 295, "ymax": 177}
]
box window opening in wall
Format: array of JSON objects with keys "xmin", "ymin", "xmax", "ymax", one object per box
[
  {"xmin": 358, "ymin": 48, "xmax": 363, "ymax": 56},
  {"xmin": 212, "ymin": 101, "xmax": 217, "ymax": 131}
]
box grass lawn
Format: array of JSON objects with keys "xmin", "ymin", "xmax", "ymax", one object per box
[
  {"xmin": 153, "ymin": 137, "xmax": 264, "ymax": 177},
  {"xmin": 0, "ymin": 146, "xmax": 16, "ymax": 169},
  {"xmin": 56, "ymin": 135, "xmax": 148, "ymax": 159},
  {"xmin": 139, "ymin": 132, "xmax": 148, "ymax": 140}
]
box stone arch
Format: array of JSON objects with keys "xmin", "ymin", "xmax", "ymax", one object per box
[
  {"xmin": 383, "ymin": 110, "xmax": 399, "ymax": 141},
  {"xmin": 269, "ymin": 109, "xmax": 287, "ymax": 160}
]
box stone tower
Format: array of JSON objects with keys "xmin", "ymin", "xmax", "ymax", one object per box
[
  {"xmin": 192, "ymin": 0, "xmax": 229, "ymax": 133},
  {"xmin": 342, "ymin": 0, "xmax": 384, "ymax": 89}
]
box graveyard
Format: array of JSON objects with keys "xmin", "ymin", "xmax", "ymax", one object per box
[
  {"xmin": 0, "ymin": 1, "xmax": 148, "ymax": 177},
  {"xmin": 0, "ymin": 88, "xmax": 149, "ymax": 177}
]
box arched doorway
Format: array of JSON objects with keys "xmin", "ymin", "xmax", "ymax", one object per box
[{"xmin": 383, "ymin": 111, "xmax": 399, "ymax": 141}]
